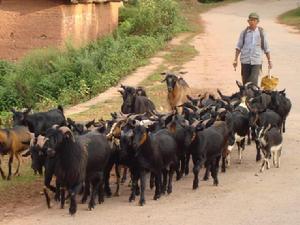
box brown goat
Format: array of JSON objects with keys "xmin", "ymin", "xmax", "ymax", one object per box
[
  {"xmin": 161, "ymin": 72, "xmax": 191, "ymax": 112},
  {"xmin": 0, "ymin": 126, "xmax": 32, "ymax": 180}
]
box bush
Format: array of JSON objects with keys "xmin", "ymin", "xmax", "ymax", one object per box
[{"xmin": 0, "ymin": 0, "xmax": 186, "ymax": 114}]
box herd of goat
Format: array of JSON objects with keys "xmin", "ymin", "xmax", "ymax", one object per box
[{"xmin": 0, "ymin": 72, "xmax": 292, "ymax": 215}]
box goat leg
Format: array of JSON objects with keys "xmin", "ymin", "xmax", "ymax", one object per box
[
  {"xmin": 60, "ymin": 187, "xmax": 66, "ymax": 209},
  {"xmin": 149, "ymin": 172, "xmax": 155, "ymax": 190},
  {"xmin": 255, "ymin": 140, "xmax": 261, "ymax": 161},
  {"xmin": 114, "ymin": 164, "xmax": 121, "ymax": 196},
  {"xmin": 98, "ymin": 172, "xmax": 105, "ymax": 204},
  {"xmin": 7, "ymin": 154, "xmax": 13, "ymax": 180},
  {"xmin": 129, "ymin": 170, "xmax": 138, "ymax": 202},
  {"xmin": 121, "ymin": 167, "xmax": 128, "ymax": 184},
  {"xmin": 185, "ymin": 153, "xmax": 190, "ymax": 176},
  {"xmin": 203, "ymin": 161, "xmax": 210, "ymax": 181},
  {"xmin": 161, "ymin": 170, "xmax": 167, "ymax": 195},
  {"xmin": 81, "ymin": 179, "xmax": 90, "ymax": 204},
  {"xmin": 167, "ymin": 166, "xmax": 175, "ymax": 194},
  {"xmin": 154, "ymin": 173, "xmax": 161, "ymax": 200},
  {"xmin": 13, "ymin": 153, "xmax": 21, "ymax": 176},
  {"xmin": 192, "ymin": 159, "xmax": 201, "ymax": 190},
  {"xmin": 211, "ymin": 156, "xmax": 221, "ymax": 186},
  {"xmin": 43, "ymin": 186, "xmax": 52, "ymax": 209},
  {"xmin": 139, "ymin": 170, "xmax": 146, "ymax": 206},
  {"xmin": 0, "ymin": 156, "xmax": 6, "ymax": 180}
]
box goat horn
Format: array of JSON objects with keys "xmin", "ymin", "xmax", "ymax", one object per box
[
  {"xmin": 52, "ymin": 124, "xmax": 60, "ymax": 129},
  {"xmin": 59, "ymin": 126, "xmax": 72, "ymax": 134}
]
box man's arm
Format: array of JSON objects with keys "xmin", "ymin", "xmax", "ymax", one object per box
[
  {"xmin": 263, "ymin": 31, "xmax": 272, "ymax": 69},
  {"xmin": 233, "ymin": 31, "xmax": 244, "ymax": 70},
  {"xmin": 233, "ymin": 49, "xmax": 241, "ymax": 70}
]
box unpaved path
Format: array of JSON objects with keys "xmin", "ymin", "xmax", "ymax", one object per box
[{"xmin": 3, "ymin": 0, "xmax": 300, "ymax": 224}]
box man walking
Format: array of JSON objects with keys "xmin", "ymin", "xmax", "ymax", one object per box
[{"xmin": 233, "ymin": 12, "xmax": 272, "ymax": 85}]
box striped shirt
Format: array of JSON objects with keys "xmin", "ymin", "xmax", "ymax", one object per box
[{"xmin": 236, "ymin": 27, "xmax": 270, "ymax": 65}]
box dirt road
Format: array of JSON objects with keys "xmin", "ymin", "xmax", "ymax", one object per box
[{"xmin": 3, "ymin": 0, "xmax": 300, "ymax": 224}]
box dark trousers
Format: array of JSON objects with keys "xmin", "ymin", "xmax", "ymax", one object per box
[{"xmin": 241, "ymin": 64, "xmax": 261, "ymax": 85}]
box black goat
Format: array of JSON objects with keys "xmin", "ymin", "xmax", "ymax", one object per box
[
  {"xmin": 43, "ymin": 126, "xmax": 111, "ymax": 214},
  {"xmin": 182, "ymin": 124, "xmax": 224, "ymax": 189},
  {"xmin": 257, "ymin": 125, "xmax": 283, "ymax": 172},
  {"xmin": 129, "ymin": 125, "xmax": 178, "ymax": 206},
  {"xmin": 119, "ymin": 85, "xmax": 156, "ymax": 115},
  {"xmin": 12, "ymin": 106, "xmax": 66, "ymax": 137}
]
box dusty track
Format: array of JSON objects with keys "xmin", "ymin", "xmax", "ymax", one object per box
[{"xmin": 3, "ymin": 0, "xmax": 300, "ymax": 224}]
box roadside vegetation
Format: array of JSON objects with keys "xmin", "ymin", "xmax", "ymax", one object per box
[
  {"xmin": 0, "ymin": 0, "xmax": 186, "ymax": 125},
  {"xmin": 278, "ymin": 7, "xmax": 300, "ymax": 31}
]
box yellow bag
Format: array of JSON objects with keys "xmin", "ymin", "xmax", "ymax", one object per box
[{"xmin": 260, "ymin": 69, "xmax": 279, "ymax": 91}]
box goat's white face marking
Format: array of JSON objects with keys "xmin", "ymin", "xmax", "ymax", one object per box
[{"xmin": 140, "ymin": 120, "xmax": 154, "ymax": 128}]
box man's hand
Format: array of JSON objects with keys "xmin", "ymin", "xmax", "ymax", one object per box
[
  {"xmin": 233, "ymin": 60, "xmax": 238, "ymax": 71},
  {"xmin": 268, "ymin": 60, "xmax": 273, "ymax": 70}
]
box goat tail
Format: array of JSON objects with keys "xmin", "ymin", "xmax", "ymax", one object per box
[{"xmin": 57, "ymin": 105, "xmax": 64, "ymax": 114}]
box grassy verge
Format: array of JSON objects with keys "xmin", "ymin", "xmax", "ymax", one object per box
[
  {"xmin": 0, "ymin": 0, "xmax": 187, "ymax": 125},
  {"xmin": 278, "ymin": 7, "xmax": 300, "ymax": 31}
]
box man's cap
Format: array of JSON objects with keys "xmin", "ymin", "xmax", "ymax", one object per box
[{"xmin": 248, "ymin": 12, "xmax": 259, "ymax": 21}]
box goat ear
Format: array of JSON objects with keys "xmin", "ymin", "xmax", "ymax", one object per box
[
  {"xmin": 179, "ymin": 71, "xmax": 188, "ymax": 74},
  {"xmin": 120, "ymin": 84, "xmax": 126, "ymax": 89},
  {"xmin": 59, "ymin": 127, "xmax": 75, "ymax": 141},
  {"xmin": 11, "ymin": 108, "xmax": 16, "ymax": 114},
  {"xmin": 167, "ymin": 121, "xmax": 177, "ymax": 134},
  {"xmin": 186, "ymin": 95, "xmax": 193, "ymax": 102},
  {"xmin": 160, "ymin": 72, "xmax": 167, "ymax": 75},
  {"xmin": 118, "ymin": 89, "xmax": 124, "ymax": 96},
  {"xmin": 24, "ymin": 107, "xmax": 31, "ymax": 115}
]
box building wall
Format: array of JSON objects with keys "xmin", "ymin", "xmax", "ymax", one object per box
[{"xmin": 0, "ymin": 0, "xmax": 122, "ymax": 61}]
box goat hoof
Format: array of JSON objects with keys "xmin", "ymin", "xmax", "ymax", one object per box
[
  {"xmin": 129, "ymin": 195, "xmax": 135, "ymax": 202},
  {"xmin": 176, "ymin": 174, "xmax": 182, "ymax": 181},
  {"xmin": 81, "ymin": 197, "xmax": 87, "ymax": 204},
  {"xmin": 69, "ymin": 206, "xmax": 77, "ymax": 215},
  {"xmin": 192, "ymin": 181, "xmax": 198, "ymax": 190},
  {"xmin": 88, "ymin": 202, "xmax": 95, "ymax": 210},
  {"xmin": 153, "ymin": 194, "xmax": 160, "ymax": 200},
  {"xmin": 184, "ymin": 169, "xmax": 189, "ymax": 176},
  {"xmin": 105, "ymin": 189, "xmax": 112, "ymax": 198},
  {"xmin": 98, "ymin": 197, "xmax": 104, "ymax": 204},
  {"xmin": 167, "ymin": 187, "xmax": 172, "ymax": 194},
  {"xmin": 256, "ymin": 154, "xmax": 262, "ymax": 162},
  {"xmin": 135, "ymin": 189, "xmax": 140, "ymax": 196},
  {"xmin": 139, "ymin": 199, "xmax": 145, "ymax": 206},
  {"xmin": 6, "ymin": 176, "xmax": 11, "ymax": 181},
  {"xmin": 203, "ymin": 176, "xmax": 209, "ymax": 181},
  {"xmin": 114, "ymin": 192, "xmax": 120, "ymax": 197},
  {"xmin": 213, "ymin": 180, "xmax": 219, "ymax": 186}
]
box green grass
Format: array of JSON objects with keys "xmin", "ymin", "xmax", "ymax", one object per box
[
  {"xmin": 0, "ymin": 159, "xmax": 38, "ymax": 191},
  {"xmin": 278, "ymin": 7, "xmax": 300, "ymax": 31},
  {"xmin": 164, "ymin": 42, "xmax": 198, "ymax": 68},
  {"xmin": 0, "ymin": 0, "xmax": 187, "ymax": 126}
]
